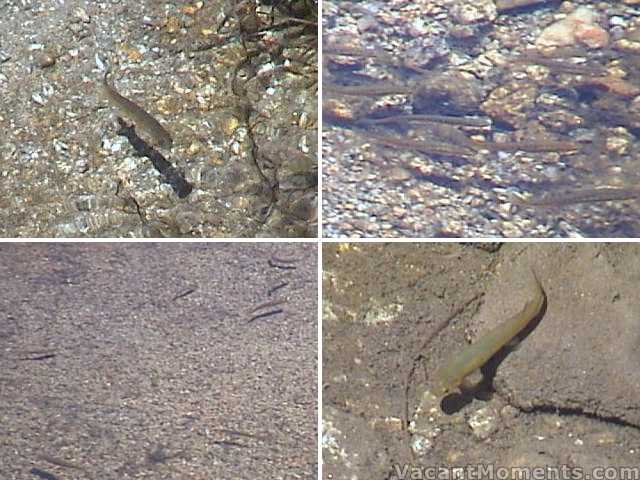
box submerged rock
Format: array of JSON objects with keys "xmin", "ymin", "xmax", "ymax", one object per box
[
  {"xmin": 412, "ymin": 71, "xmax": 487, "ymax": 115},
  {"xmin": 450, "ymin": 0, "xmax": 497, "ymax": 25},
  {"xmin": 481, "ymin": 80, "xmax": 539, "ymax": 129},
  {"xmin": 536, "ymin": 6, "xmax": 609, "ymax": 50}
]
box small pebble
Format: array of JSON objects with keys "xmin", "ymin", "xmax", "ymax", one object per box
[{"xmin": 35, "ymin": 50, "xmax": 56, "ymax": 68}]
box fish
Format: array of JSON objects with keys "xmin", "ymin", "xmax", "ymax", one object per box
[
  {"xmin": 100, "ymin": 70, "xmax": 173, "ymax": 149},
  {"xmin": 430, "ymin": 270, "xmax": 546, "ymax": 397}
]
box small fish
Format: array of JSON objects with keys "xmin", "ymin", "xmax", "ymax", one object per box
[
  {"xmin": 246, "ymin": 309, "xmax": 284, "ymax": 324},
  {"xmin": 100, "ymin": 70, "xmax": 173, "ymax": 149},
  {"xmin": 248, "ymin": 298, "xmax": 288, "ymax": 315},
  {"xmin": 430, "ymin": 270, "xmax": 546, "ymax": 397},
  {"xmin": 39, "ymin": 454, "xmax": 86, "ymax": 472}
]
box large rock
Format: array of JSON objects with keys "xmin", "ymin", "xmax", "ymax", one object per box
[{"xmin": 536, "ymin": 6, "xmax": 609, "ymax": 49}]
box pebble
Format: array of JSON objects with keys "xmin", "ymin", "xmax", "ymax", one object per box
[
  {"xmin": 579, "ymin": 75, "xmax": 640, "ymax": 98},
  {"xmin": 605, "ymin": 127, "xmax": 633, "ymax": 155},
  {"xmin": 609, "ymin": 16, "xmax": 625, "ymax": 28},
  {"xmin": 35, "ymin": 50, "xmax": 56, "ymax": 68},
  {"xmin": 31, "ymin": 93, "xmax": 45, "ymax": 106},
  {"xmin": 386, "ymin": 166, "xmax": 412, "ymax": 182},
  {"xmin": 450, "ymin": 0, "xmax": 497, "ymax": 25}
]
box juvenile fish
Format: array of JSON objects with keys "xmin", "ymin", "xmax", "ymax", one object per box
[
  {"xmin": 356, "ymin": 114, "xmax": 492, "ymax": 129},
  {"xmin": 476, "ymin": 139, "xmax": 579, "ymax": 153},
  {"xmin": 430, "ymin": 271, "xmax": 545, "ymax": 397},
  {"xmin": 517, "ymin": 186, "xmax": 640, "ymax": 207},
  {"xmin": 248, "ymin": 298, "xmax": 288, "ymax": 314},
  {"xmin": 324, "ymin": 82, "xmax": 413, "ymax": 97},
  {"xmin": 39, "ymin": 454, "xmax": 86, "ymax": 472},
  {"xmin": 100, "ymin": 71, "xmax": 173, "ymax": 148},
  {"xmin": 366, "ymin": 132, "xmax": 475, "ymax": 158}
]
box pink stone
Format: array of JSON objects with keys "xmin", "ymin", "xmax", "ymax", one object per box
[
  {"xmin": 536, "ymin": 6, "xmax": 609, "ymax": 49},
  {"xmin": 574, "ymin": 22, "xmax": 610, "ymax": 49}
]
